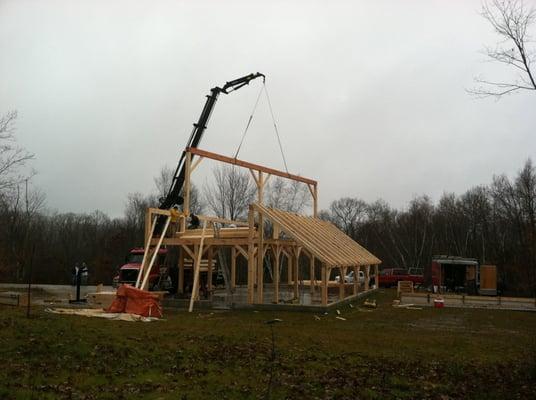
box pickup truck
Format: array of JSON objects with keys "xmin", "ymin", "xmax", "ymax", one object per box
[
  {"xmin": 334, "ymin": 270, "xmax": 365, "ymax": 284},
  {"xmin": 112, "ymin": 248, "xmax": 172, "ymax": 291},
  {"xmin": 379, "ymin": 268, "xmax": 424, "ymax": 288}
]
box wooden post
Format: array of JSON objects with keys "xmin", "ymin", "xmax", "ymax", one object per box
[
  {"xmin": 353, "ymin": 266, "xmax": 358, "ymax": 295},
  {"xmin": 247, "ymin": 206, "xmax": 255, "ymax": 304},
  {"xmin": 293, "ymin": 248, "xmax": 299, "ymax": 299},
  {"xmin": 181, "ymin": 151, "xmax": 192, "ymax": 232},
  {"xmin": 287, "ymin": 253, "xmax": 292, "ymax": 284},
  {"xmin": 274, "ymin": 246, "xmax": 280, "ymax": 304},
  {"xmin": 309, "ymin": 255, "xmax": 315, "ymax": 295},
  {"xmin": 365, "ymin": 265, "xmax": 370, "ymax": 291},
  {"xmin": 178, "ymin": 248, "xmax": 185, "ymax": 294},
  {"xmin": 231, "ymin": 246, "xmax": 236, "ymax": 290},
  {"xmin": 339, "ymin": 266, "xmax": 346, "ymax": 300},
  {"xmin": 258, "ymin": 171, "xmax": 264, "ymax": 205},
  {"xmin": 374, "ymin": 264, "xmax": 379, "ymax": 288},
  {"xmin": 144, "ymin": 208, "xmax": 151, "ymax": 246},
  {"xmin": 207, "ymin": 246, "xmax": 213, "ymax": 300},
  {"xmin": 321, "ymin": 265, "xmax": 328, "ymax": 306},
  {"xmin": 189, "ymin": 220, "xmax": 207, "ymax": 312},
  {"xmin": 273, "ymin": 222, "xmax": 280, "ymax": 239},
  {"xmin": 313, "ymin": 184, "xmax": 318, "ymax": 218},
  {"xmin": 257, "ymin": 212, "xmax": 264, "ymax": 304}
]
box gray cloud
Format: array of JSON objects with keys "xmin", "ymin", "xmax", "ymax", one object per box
[{"xmin": 1, "ymin": 0, "xmax": 534, "ymax": 217}]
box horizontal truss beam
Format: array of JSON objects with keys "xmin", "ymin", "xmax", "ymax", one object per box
[{"xmin": 185, "ymin": 147, "xmax": 317, "ymax": 186}]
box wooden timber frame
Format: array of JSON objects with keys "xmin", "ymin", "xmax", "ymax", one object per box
[{"xmin": 145, "ymin": 147, "xmax": 380, "ymax": 310}]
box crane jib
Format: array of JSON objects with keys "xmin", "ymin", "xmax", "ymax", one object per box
[{"xmin": 159, "ymin": 72, "xmax": 265, "ymax": 211}]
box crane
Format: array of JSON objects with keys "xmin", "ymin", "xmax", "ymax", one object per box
[{"xmin": 159, "ymin": 72, "xmax": 265, "ymax": 211}]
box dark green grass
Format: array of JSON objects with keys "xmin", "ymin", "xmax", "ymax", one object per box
[{"xmin": 1, "ymin": 290, "xmax": 535, "ymax": 399}]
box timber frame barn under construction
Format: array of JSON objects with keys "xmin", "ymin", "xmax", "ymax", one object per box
[{"xmin": 139, "ymin": 147, "xmax": 381, "ymax": 311}]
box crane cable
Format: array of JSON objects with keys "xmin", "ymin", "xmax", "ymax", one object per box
[
  {"xmin": 234, "ymin": 83, "xmax": 264, "ymax": 159},
  {"xmin": 233, "ymin": 82, "xmax": 290, "ymax": 174},
  {"xmin": 264, "ymin": 84, "xmax": 289, "ymax": 174}
]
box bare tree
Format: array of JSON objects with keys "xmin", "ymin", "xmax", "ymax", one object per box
[
  {"xmin": 204, "ymin": 165, "xmax": 256, "ymax": 221},
  {"xmin": 470, "ymin": 0, "xmax": 536, "ymax": 97},
  {"xmin": 154, "ymin": 165, "xmax": 174, "ymax": 200},
  {"xmin": 154, "ymin": 164, "xmax": 204, "ymax": 215},
  {"xmin": 329, "ymin": 197, "xmax": 367, "ymax": 237},
  {"xmin": 0, "ymin": 111, "xmax": 34, "ymax": 191},
  {"xmin": 265, "ymin": 177, "xmax": 311, "ymax": 213}
]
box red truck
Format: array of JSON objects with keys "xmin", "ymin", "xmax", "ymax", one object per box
[
  {"xmin": 112, "ymin": 248, "xmax": 171, "ymax": 291},
  {"xmin": 379, "ymin": 268, "xmax": 424, "ymax": 288}
]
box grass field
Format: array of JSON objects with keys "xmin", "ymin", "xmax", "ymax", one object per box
[{"xmin": 1, "ymin": 289, "xmax": 535, "ymax": 399}]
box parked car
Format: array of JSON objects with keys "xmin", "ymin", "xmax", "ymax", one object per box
[
  {"xmin": 335, "ymin": 270, "xmax": 365, "ymax": 284},
  {"xmin": 379, "ymin": 268, "xmax": 424, "ymax": 288}
]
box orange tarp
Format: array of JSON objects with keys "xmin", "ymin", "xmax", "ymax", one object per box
[{"xmin": 107, "ymin": 284, "xmax": 163, "ymax": 318}]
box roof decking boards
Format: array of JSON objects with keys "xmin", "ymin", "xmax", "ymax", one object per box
[{"xmin": 253, "ymin": 203, "xmax": 381, "ymax": 267}]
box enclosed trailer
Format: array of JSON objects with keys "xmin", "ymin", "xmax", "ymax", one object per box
[
  {"xmin": 426, "ymin": 257, "xmax": 497, "ymax": 295},
  {"xmin": 479, "ymin": 265, "xmax": 497, "ymax": 295},
  {"xmin": 427, "ymin": 256, "xmax": 479, "ymax": 294}
]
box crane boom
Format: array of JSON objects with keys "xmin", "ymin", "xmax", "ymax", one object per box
[{"xmin": 159, "ymin": 72, "xmax": 265, "ymax": 210}]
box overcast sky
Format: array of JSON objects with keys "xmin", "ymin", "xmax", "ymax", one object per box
[{"xmin": 1, "ymin": 0, "xmax": 535, "ymax": 217}]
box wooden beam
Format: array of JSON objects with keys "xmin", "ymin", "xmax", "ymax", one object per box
[
  {"xmin": 313, "ymin": 184, "xmax": 318, "ymax": 218},
  {"xmin": 144, "ymin": 209, "xmax": 152, "ymax": 247},
  {"xmin": 197, "ymin": 214, "xmax": 248, "ymax": 227},
  {"xmin": 190, "ymin": 156, "xmax": 204, "ymax": 172},
  {"xmin": 140, "ymin": 216, "xmax": 171, "ymax": 290},
  {"xmin": 365, "ymin": 265, "xmax": 370, "ymax": 291},
  {"xmin": 374, "ymin": 264, "xmax": 379, "ymax": 288},
  {"xmin": 293, "ymin": 248, "xmax": 299, "ymax": 299},
  {"xmin": 234, "ymin": 245, "xmax": 248, "ymax": 260},
  {"xmin": 274, "ymin": 246, "xmax": 281, "ymax": 304},
  {"xmin": 181, "ymin": 152, "xmax": 192, "ymax": 232},
  {"xmin": 181, "ymin": 245, "xmax": 195, "ymax": 260},
  {"xmin": 137, "ymin": 214, "xmax": 157, "ymax": 288},
  {"xmin": 353, "ymin": 266, "xmax": 358, "ymax": 296},
  {"xmin": 178, "ymin": 248, "xmax": 185, "ymax": 294},
  {"xmin": 146, "ymin": 207, "xmax": 172, "ymax": 216},
  {"xmin": 189, "ymin": 220, "xmax": 207, "ymax": 312},
  {"xmin": 310, "ymin": 255, "xmax": 315, "ymax": 295},
  {"xmin": 287, "ymin": 252, "xmax": 292, "ymax": 284},
  {"xmin": 256, "ymin": 212, "xmax": 264, "ymax": 303},
  {"xmin": 231, "ymin": 246, "xmax": 236, "ymax": 290},
  {"xmin": 207, "ymin": 247, "xmax": 213, "ymax": 300},
  {"xmin": 257, "ymin": 171, "xmax": 264, "ymax": 205},
  {"xmin": 247, "ymin": 206, "xmax": 255, "ymax": 304},
  {"xmin": 321, "ymin": 265, "xmax": 328, "ymax": 306},
  {"xmin": 339, "ymin": 266, "xmax": 346, "ymax": 300},
  {"xmin": 186, "ymin": 147, "xmax": 317, "ymax": 186},
  {"xmin": 249, "ymin": 169, "xmax": 259, "ymax": 185}
]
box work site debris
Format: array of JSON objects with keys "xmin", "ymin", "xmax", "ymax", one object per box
[
  {"xmin": 363, "ymin": 299, "xmax": 377, "ymax": 309},
  {"xmin": 336, "ymin": 309, "xmax": 341, "ymax": 315},
  {"xmin": 335, "ymin": 316, "xmax": 346, "ymax": 321},
  {"xmin": 393, "ymin": 303, "xmax": 415, "ymax": 308},
  {"xmin": 45, "ymin": 308, "xmax": 160, "ymax": 322},
  {"xmin": 314, "ymin": 315, "xmax": 321, "ymax": 320}
]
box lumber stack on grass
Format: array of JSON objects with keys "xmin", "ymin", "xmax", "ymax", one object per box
[{"xmin": 397, "ymin": 280, "xmax": 414, "ymax": 297}]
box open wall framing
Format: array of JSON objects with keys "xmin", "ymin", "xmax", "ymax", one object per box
[{"xmin": 142, "ymin": 148, "xmax": 381, "ymax": 310}]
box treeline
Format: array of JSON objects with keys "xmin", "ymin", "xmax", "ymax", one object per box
[
  {"xmin": 1, "ymin": 112, "xmax": 535, "ymax": 295},
  {"xmin": 320, "ymin": 160, "xmax": 536, "ymax": 296},
  {"xmin": 1, "ymin": 160, "xmax": 535, "ymax": 296},
  {"xmin": 0, "ymin": 193, "xmax": 150, "ymax": 285}
]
